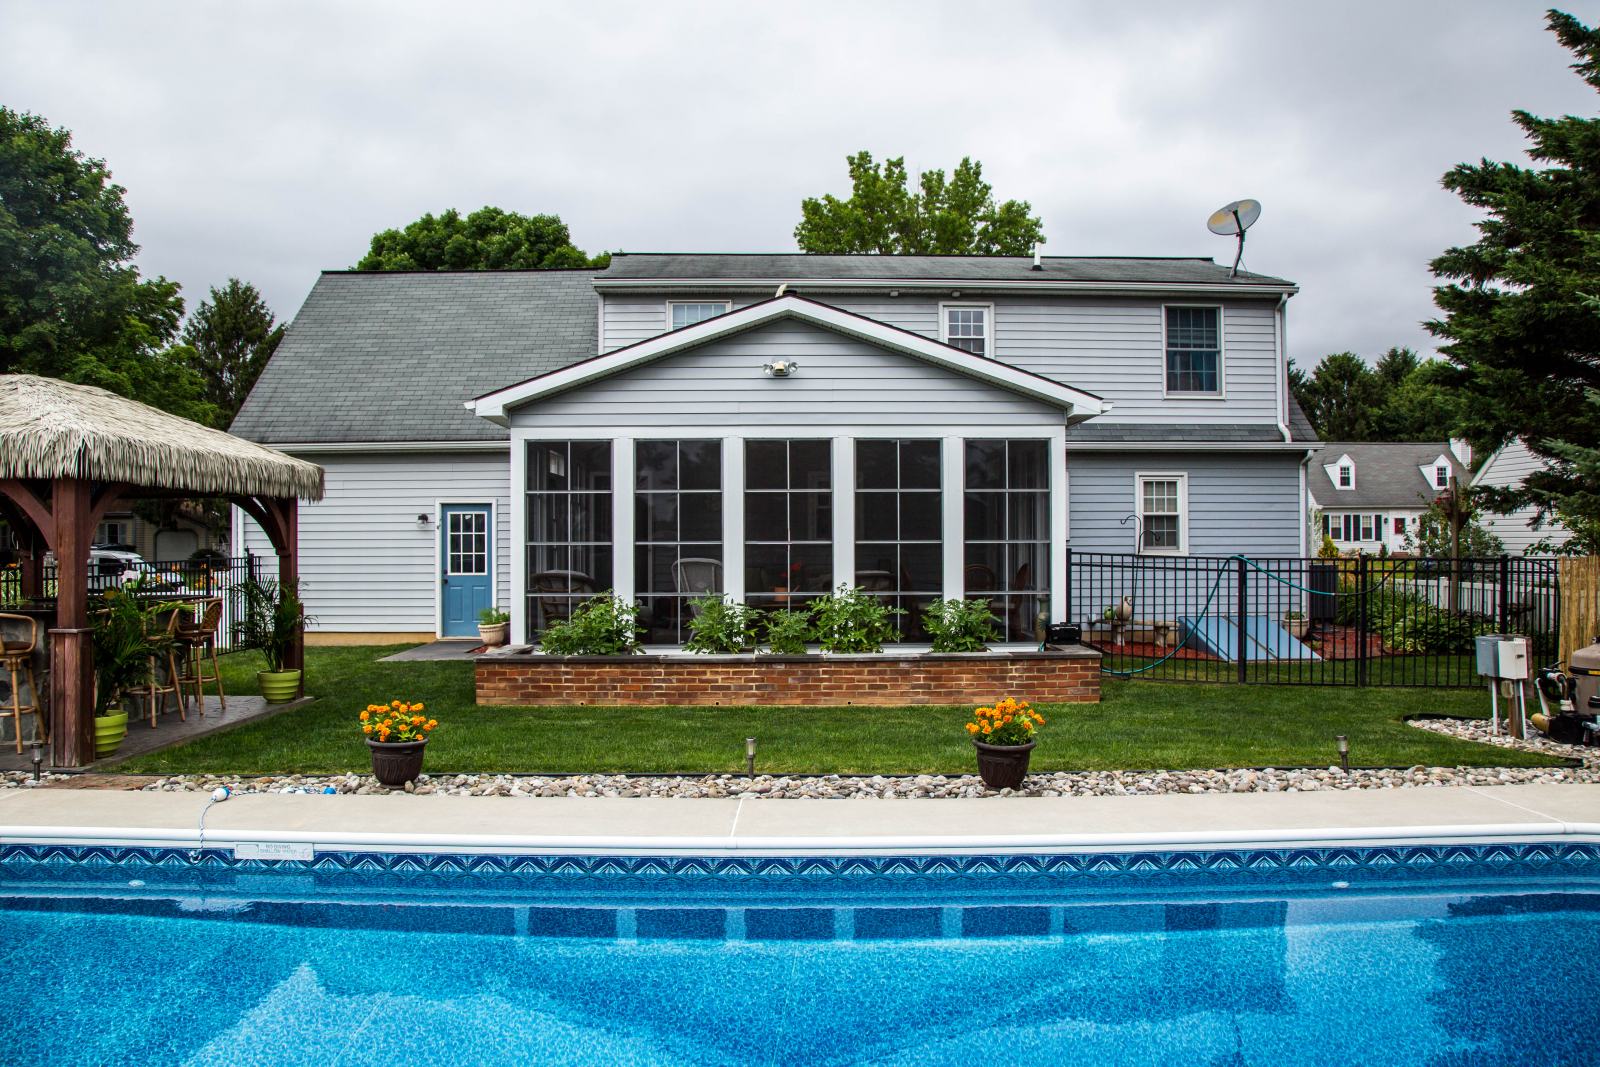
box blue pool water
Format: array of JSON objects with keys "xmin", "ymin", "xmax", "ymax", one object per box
[{"xmin": 2, "ymin": 844, "xmax": 1599, "ymax": 1066}]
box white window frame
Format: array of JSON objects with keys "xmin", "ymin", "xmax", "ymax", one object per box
[
  {"xmin": 667, "ymin": 300, "xmax": 729, "ymax": 331},
  {"xmin": 938, "ymin": 301, "xmax": 995, "ymax": 358},
  {"xmin": 1161, "ymin": 304, "xmax": 1225, "ymax": 398},
  {"xmin": 1337, "ymin": 463, "xmax": 1354, "ymax": 489},
  {"xmin": 1134, "ymin": 471, "xmax": 1189, "ymax": 556},
  {"xmin": 1434, "ymin": 464, "xmax": 1451, "ymax": 489},
  {"xmin": 433, "ymin": 499, "xmax": 497, "ymax": 639}
]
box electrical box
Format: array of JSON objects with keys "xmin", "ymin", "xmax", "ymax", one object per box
[{"xmin": 1475, "ymin": 634, "xmax": 1530, "ymax": 680}]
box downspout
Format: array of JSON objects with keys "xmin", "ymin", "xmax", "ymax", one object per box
[{"xmin": 1275, "ymin": 293, "xmax": 1291, "ymax": 442}]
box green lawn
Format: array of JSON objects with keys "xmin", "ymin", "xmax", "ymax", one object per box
[{"xmin": 114, "ymin": 644, "xmax": 1568, "ymax": 776}]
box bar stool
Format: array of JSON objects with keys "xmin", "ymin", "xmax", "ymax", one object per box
[
  {"xmin": 175, "ymin": 598, "xmax": 225, "ymax": 717},
  {"xmin": 126, "ymin": 609, "xmax": 186, "ymax": 728},
  {"xmin": 0, "ymin": 614, "xmax": 44, "ymax": 754}
]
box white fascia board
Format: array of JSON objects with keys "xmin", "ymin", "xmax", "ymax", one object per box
[
  {"xmin": 592, "ymin": 277, "xmax": 1300, "ymax": 298},
  {"xmin": 468, "ymin": 296, "xmax": 1108, "ymax": 423},
  {"xmin": 1066, "ymin": 439, "xmax": 1316, "ymax": 453},
  {"xmin": 265, "ymin": 440, "xmax": 511, "ymax": 454}
]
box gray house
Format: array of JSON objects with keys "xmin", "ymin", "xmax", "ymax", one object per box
[
  {"xmin": 1309, "ymin": 440, "xmax": 1474, "ymax": 554},
  {"xmin": 231, "ymin": 253, "xmax": 1318, "ymax": 645}
]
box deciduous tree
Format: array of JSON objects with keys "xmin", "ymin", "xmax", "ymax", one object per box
[{"xmin": 356, "ymin": 207, "xmax": 607, "ymax": 271}]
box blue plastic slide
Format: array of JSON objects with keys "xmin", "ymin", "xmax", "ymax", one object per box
[{"xmin": 1177, "ymin": 615, "xmax": 1321, "ymax": 662}]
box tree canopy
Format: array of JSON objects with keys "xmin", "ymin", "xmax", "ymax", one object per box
[
  {"xmin": 356, "ymin": 207, "xmax": 608, "ymax": 271},
  {"xmin": 0, "ymin": 106, "xmax": 209, "ymax": 422},
  {"xmin": 181, "ymin": 278, "xmax": 283, "ymax": 426},
  {"xmin": 1427, "ymin": 9, "xmax": 1600, "ymax": 538},
  {"xmin": 1290, "ymin": 347, "xmax": 1464, "ymax": 442},
  {"xmin": 795, "ymin": 152, "xmax": 1044, "ymax": 255}
]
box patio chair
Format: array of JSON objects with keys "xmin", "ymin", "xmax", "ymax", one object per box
[
  {"xmin": 125, "ymin": 608, "xmax": 187, "ymax": 728},
  {"xmin": 0, "ymin": 614, "xmax": 44, "ymax": 754},
  {"xmin": 174, "ymin": 598, "xmax": 225, "ymax": 717},
  {"xmin": 532, "ymin": 571, "xmax": 595, "ymax": 629}
]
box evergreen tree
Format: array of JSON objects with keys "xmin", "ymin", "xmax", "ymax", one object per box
[{"xmin": 181, "ymin": 279, "xmax": 283, "ymax": 426}]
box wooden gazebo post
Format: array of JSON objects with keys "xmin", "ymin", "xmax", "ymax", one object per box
[
  {"xmin": 231, "ymin": 495, "xmax": 303, "ymax": 695},
  {"xmin": 49, "ymin": 478, "xmax": 95, "ymax": 764}
]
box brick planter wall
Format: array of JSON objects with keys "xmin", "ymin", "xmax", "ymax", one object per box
[{"xmin": 476, "ymin": 647, "xmax": 1101, "ymax": 706}]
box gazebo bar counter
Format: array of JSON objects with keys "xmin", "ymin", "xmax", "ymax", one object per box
[{"xmin": 0, "ymin": 374, "xmax": 323, "ymax": 767}]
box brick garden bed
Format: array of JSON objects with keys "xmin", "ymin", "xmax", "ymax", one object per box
[{"xmin": 476, "ymin": 646, "xmax": 1102, "ymax": 707}]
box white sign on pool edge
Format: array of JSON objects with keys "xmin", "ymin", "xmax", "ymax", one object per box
[{"xmin": 234, "ymin": 842, "xmax": 315, "ymax": 861}]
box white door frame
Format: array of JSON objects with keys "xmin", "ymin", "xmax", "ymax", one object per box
[{"xmin": 434, "ymin": 498, "xmax": 497, "ymax": 639}]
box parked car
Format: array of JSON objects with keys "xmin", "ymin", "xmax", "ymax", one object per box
[{"xmin": 87, "ymin": 547, "xmax": 170, "ymax": 591}]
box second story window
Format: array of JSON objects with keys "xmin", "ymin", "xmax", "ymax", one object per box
[
  {"xmin": 1338, "ymin": 464, "xmax": 1353, "ymax": 489},
  {"xmin": 1434, "ymin": 464, "xmax": 1451, "ymax": 489},
  {"xmin": 1165, "ymin": 306, "xmax": 1221, "ymax": 394},
  {"xmin": 669, "ymin": 302, "xmax": 728, "ymax": 331},
  {"xmin": 941, "ymin": 304, "xmax": 991, "ymax": 357}
]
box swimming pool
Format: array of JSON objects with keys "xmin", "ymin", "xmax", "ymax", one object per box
[{"xmin": 1, "ymin": 842, "xmax": 1596, "ymax": 1066}]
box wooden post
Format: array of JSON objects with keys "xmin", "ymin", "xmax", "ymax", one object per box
[
  {"xmin": 49, "ymin": 478, "xmax": 94, "ymax": 767},
  {"xmin": 277, "ymin": 498, "xmax": 303, "ymax": 695}
]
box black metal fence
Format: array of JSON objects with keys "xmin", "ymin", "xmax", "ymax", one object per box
[
  {"xmin": 1068, "ymin": 551, "xmax": 1560, "ymax": 688},
  {"xmin": 0, "ymin": 554, "xmax": 279, "ymax": 654}
]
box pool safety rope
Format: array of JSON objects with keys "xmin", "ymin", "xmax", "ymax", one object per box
[{"xmin": 1095, "ymin": 553, "xmax": 1399, "ymax": 678}]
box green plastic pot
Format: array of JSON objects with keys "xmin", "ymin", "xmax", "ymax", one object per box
[
  {"xmin": 93, "ymin": 711, "xmax": 128, "ymax": 758},
  {"xmin": 258, "ymin": 670, "xmax": 302, "ymax": 704}
]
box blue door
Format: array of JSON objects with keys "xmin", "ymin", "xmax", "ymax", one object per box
[{"xmin": 440, "ymin": 504, "xmax": 492, "ymax": 637}]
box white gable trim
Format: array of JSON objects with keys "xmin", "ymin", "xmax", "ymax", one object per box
[
  {"xmin": 1323, "ymin": 453, "xmax": 1355, "ymax": 490},
  {"xmin": 467, "ymin": 295, "xmax": 1109, "ymax": 425},
  {"xmin": 1419, "ymin": 453, "xmax": 1454, "ymax": 490}
]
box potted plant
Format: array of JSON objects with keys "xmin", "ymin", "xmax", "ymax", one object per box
[
  {"xmin": 965, "ymin": 696, "xmax": 1046, "ymax": 790},
  {"xmin": 361, "ymin": 700, "xmax": 437, "ymax": 786},
  {"xmin": 922, "ymin": 598, "xmax": 999, "ymax": 652},
  {"xmin": 477, "ymin": 607, "xmax": 510, "ymax": 647},
  {"xmin": 236, "ymin": 578, "xmax": 309, "ymax": 703},
  {"xmin": 684, "ymin": 593, "xmax": 761, "ymax": 653},
  {"xmin": 90, "ymin": 590, "xmax": 154, "ymax": 757},
  {"xmin": 1283, "ymin": 610, "xmax": 1308, "ymax": 639},
  {"xmin": 810, "ymin": 584, "xmax": 903, "ymax": 653},
  {"xmin": 538, "ymin": 591, "xmax": 642, "ymax": 654}
]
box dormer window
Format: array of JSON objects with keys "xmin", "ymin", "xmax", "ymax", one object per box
[
  {"xmin": 669, "ymin": 302, "xmax": 728, "ymax": 330},
  {"xmin": 941, "ymin": 303, "xmax": 992, "ymax": 357},
  {"xmin": 1337, "ymin": 463, "xmax": 1353, "ymax": 489},
  {"xmin": 1433, "ymin": 464, "xmax": 1451, "ymax": 489}
]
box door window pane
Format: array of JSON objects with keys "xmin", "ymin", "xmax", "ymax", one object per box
[
  {"xmin": 855, "ymin": 439, "xmax": 942, "ymax": 638},
  {"xmin": 526, "ymin": 442, "xmax": 613, "ymax": 636},
  {"xmin": 964, "ymin": 440, "xmax": 1051, "ymax": 641},
  {"xmin": 746, "ymin": 440, "xmax": 833, "ymax": 612},
  {"xmin": 634, "ymin": 440, "xmax": 723, "ymax": 643}
]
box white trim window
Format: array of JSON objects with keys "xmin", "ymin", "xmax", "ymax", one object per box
[
  {"xmin": 1337, "ymin": 463, "xmax": 1354, "ymax": 489},
  {"xmin": 1433, "ymin": 463, "xmax": 1451, "ymax": 489},
  {"xmin": 668, "ymin": 301, "xmax": 729, "ymax": 331},
  {"xmin": 1164, "ymin": 306, "xmax": 1222, "ymax": 395},
  {"xmin": 940, "ymin": 303, "xmax": 993, "ymax": 357},
  {"xmin": 1135, "ymin": 473, "xmax": 1188, "ymax": 555}
]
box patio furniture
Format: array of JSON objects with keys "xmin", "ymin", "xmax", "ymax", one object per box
[
  {"xmin": 672, "ymin": 558, "xmax": 722, "ymax": 597},
  {"xmin": 125, "ymin": 608, "xmax": 186, "ymax": 729},
  {"xmin": 174, "ymin": 598, "xmax": 226, "ymax": 716},
  {"xmin": 531, "ymin": 570, "xmax": 595, "ymax": 629},
  {"xmin": 0, "ymin": 614, "xmax": 44, "ymax": 753}
]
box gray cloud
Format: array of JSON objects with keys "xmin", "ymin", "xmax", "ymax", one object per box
[{"xmin": 2, "ymin": 0, "xmax": 1592, "ymax": 368}]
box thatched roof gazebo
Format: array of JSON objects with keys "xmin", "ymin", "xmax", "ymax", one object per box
[{"xmin": 0, "ymin": 374, "xmax": 324, "ymax": 766}]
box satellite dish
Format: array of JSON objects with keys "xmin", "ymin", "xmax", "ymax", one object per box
[{"xmin": 1207, "ymin": 198, "xmax": 1261, "ymax": 277}]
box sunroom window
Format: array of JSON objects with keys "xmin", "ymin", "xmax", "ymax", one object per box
[
  {"xmin": 525, "ymin": 441, "xmax": 612, "ymax": 635},
  {"xmin": 635, "ymin": 440, "xmax": 722, "ymax": 644},
  {"xmin": 745, "ymin": 439, "xmax": 832, "ymax": 612},
  {"xmin": 964, "ymin": 439, "xmax": 1049, "ymax": 642},
  {"xmin": 855, "ymin": 439, "xmax": 942, "ymax": 638},
  {"xmin": 669, "ymin": 302, "xmax": 729, "ymax": 330}
]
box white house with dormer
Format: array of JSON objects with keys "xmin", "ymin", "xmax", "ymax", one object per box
[{"xmin": 1308, "ymin": 440, "xmax": 1474, "ymax": 554}]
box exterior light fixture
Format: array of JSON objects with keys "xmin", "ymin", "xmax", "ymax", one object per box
[
  {"xmin": 1336, "ymin": 735, "xmax": 1350, "ymax": 773},
  {"xmin": 416, "ymin": 513, "xmax": 431, "ymax": 529},
  {"xmin": 746, "ymin": 736, "xmax": 757, "ymax": 778},
  {"xmin": 762, "ymin": 360, "xmax": 799, "ymax": 378},
  {"xmin": 30, "ymin": 742, "xmax": 43, "ymax": 782}
]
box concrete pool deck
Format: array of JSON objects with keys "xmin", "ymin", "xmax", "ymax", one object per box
[{"xmin": 0, "ymin": 782, "xmax": 1596, "ymax": 856}]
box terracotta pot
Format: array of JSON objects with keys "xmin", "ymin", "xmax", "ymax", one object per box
[
  {"xmin": 973, "ymin": 739, "xmax": 1036, "ymax": 790},
  {"xmin": 258, "ymin": 670, "xmax": 302, "ymax": 704},
  {"xmin": 367, "ymin": 738, "xmax": 427, "ymax": 786}
]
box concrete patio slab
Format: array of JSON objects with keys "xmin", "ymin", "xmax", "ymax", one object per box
[{"xmin": 379, "ymin": 641, "xmax": 483, "ymax": 662}]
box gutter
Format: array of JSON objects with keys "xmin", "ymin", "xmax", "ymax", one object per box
[
  {"xmin": 263, "ymin": 440, "xmax": 511, "ymax": 455},
  {"xmin": 593, "ymin": 278, "xmax": 1300, "ymax": 298}
]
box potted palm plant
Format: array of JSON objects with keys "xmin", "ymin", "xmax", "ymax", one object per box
[
  {"xmin": 235, "ymin": 578, "xmax": 308, "ymax": 703},
  {"xmin": 965, "ymin": 696, "xmax": 1046, "ymax": 790},
  {"xmin": 361, "ymin": 700, "xmax": 437, "ymax": 785},
  {"xmin": 90, "ymin": 590, "xmax": 154, "ymax": 757}
]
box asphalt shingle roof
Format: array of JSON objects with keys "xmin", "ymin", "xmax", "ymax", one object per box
[
  {"xmin": 231, "ymin": 271, "xmax": 599, "ymax": 444},
  {"xmin": 599, "ymin": 253, "xmax": 1295, "ymax": 288},
  {"xmin": 1308, "ymin": 441, "xmax": 1469, "ymax": 508}
]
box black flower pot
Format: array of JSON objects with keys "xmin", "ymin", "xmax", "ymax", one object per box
[
  {"xmin": 973, "ymin": 739, "xmax": 1036, "ymax": 790},
  {"xmin": 367, "ymin": 739, "xmax": 427, "ymax": 786}
]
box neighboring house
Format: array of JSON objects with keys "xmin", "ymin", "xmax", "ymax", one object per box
[
  {"xmin": 94, "ymin": 507, "xmax": 226, "ymax": 562},
  {"xmin": 230, "ymin": 254, "xmax": 1319, "ymax": 645},
  {"xmin": 1308, "ymin": 440, "xmax": 1473, "ymax": 554},
  {"xmin": 1470, "ymin": 439, "xmax": 1568, "ymax": 555}
]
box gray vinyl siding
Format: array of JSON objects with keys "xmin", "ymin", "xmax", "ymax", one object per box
[
  {"xmin": 237, "ymin": 452, "xmax": 512, "ymax": 633},
  {"xmin": 1474, "ymin": 441, "xmax": 1564, "ymax": 555},
  {"xmin": 599, "ymin": 293, "xmax": 1281, "ymax": 425},
  {"xmin": 516, "ymin": 318, "xmax": 1065, "ymax": 428}
]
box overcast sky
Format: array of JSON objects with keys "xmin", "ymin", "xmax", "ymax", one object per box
[{"xmin": 3, "ymin": 1, "xmax": 1594, "ymax": 368}]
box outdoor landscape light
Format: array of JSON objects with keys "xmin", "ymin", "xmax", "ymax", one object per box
[
  {"xmin": 746, "ymin": 737, "xmax": 757, "ymax": 778},
  {"xmin": 30, "ymin": 742, "xmax": 42, "ymax": 782},
  {"xmin": 1336, "ymin": 735, "xmax": 1350, "ymax": 773}
]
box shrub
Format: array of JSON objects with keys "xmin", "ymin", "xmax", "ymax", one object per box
[
  {"xmin": 763, "ymin": 609, "xmax": 813, "ymax": 655},
  {"xmin": 684, "ymin": 594, "xmax": 761, "ymax": 653},
  {"xmin": 809, "ymin": 584, "xmax": 903, "ymax": 653},
  {"xmin": 539, "ymin": 592, "xmax": 642, "ymax": 655},
  {"xmin": 922, "ymin": 597, "xmax": 999, "ymax": 652}
]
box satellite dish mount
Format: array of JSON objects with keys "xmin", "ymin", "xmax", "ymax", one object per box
[{"xmin": 1206, "ymin": 198, "xmax": 1262, "ymax": 278}]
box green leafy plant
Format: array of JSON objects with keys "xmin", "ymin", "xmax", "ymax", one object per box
[
  {"xmin": 684, "ymin": 594, "xmax": 761, "ymax": 654},
  {"xmin": 477, "ymin": 607, "xmax": 510, "ymax": 626},
  {"xmin": 921, "ymin": 597, "xmax": 999, "ymax": 653},
  {"xmin": 809, "ymin": 584, "xmax": 903, "ymax": 653},
  {"xmin": 539, "ymin": 592, "xmax": 642, "ymax": 655},
  {"xmin": 235, "ymin": 578, "xmax": 309, "ymax": 673},
  {"xmin": 90, "ymin": 590, "xmax": 158, "ymax": 716},
  {"xmin": 762, "ymin": 609, "xmax": 813, "ymax": 655}
]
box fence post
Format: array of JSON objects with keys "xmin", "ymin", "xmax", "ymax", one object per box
[
  {"xmin": 1356, "ymin": 553, "xmax": 1369, "ymax": 688},
  {"xmin": 1236, "ymin": 556, "xmax": 1249, "ymax": 684},
  {"xmin": 1063, "ymin": 544, "xmax": 1073, "ymax": 628},
  {"xmin": 1497, "ymin": 554, "xmax": 1511, "ymax": 634}
]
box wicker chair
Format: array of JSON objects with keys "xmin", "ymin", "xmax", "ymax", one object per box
[
  {"xmin": 175, "ymin": 598, "xmax": 226, "ymax": 717},
  {"xmin": 0, "ymin": 615, "xmax": 44, "ymax": 754}
]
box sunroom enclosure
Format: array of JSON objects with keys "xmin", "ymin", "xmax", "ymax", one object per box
[{"xmin": 509, "ymin": 429, "xmax": 1068, "ymax": 647}]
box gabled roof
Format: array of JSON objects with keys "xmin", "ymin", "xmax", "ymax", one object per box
[
  {"xmin": 1307, "ymin": 441, "xmax": 1469, "ymax": 508},
  {"xmin": 231, "ymin": 270, "xmax": 600, "ymax": 444},
  {"xmin": 469, "ymin": 295, "xmax": 1109, "ymax": 424},
  {"xmin": 596, "ymin": 253, "xmax": 1296, "ymax": 291}
]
